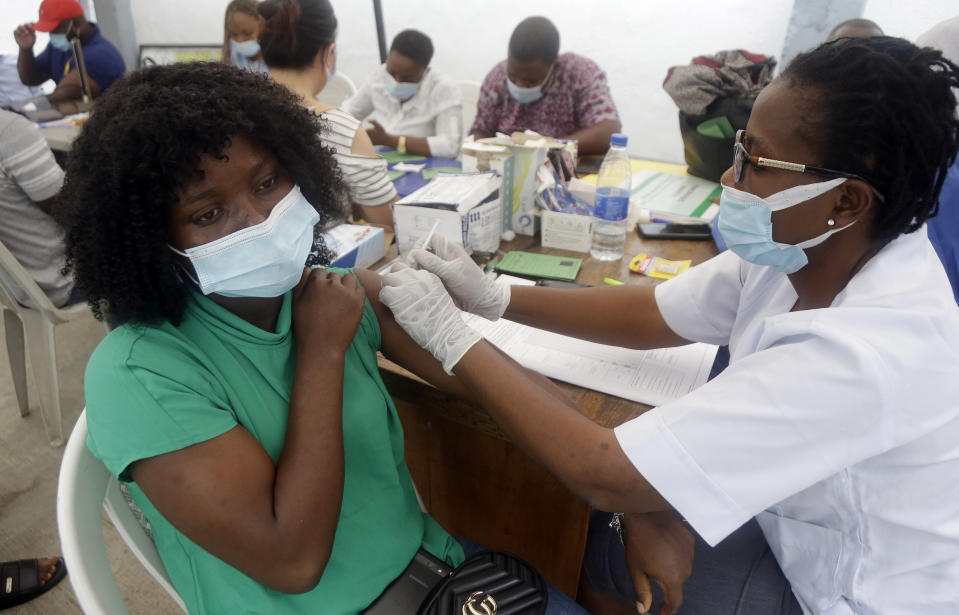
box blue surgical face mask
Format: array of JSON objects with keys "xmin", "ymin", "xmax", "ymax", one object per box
[
  {"xmin": 718, "ymin": 178, "xmax": 854, "ymax": 274},
  {"xmin": 169, "ymin": 185, "xmax": 320, "ymax": 297},
  {"xmin": 230, "ymin": 38, "xmax": 260, "ymax": 59},
  {"xmin": 383, "ymin": 71, "xmax": 420, "ymax": 100},
  {"xmin": 507, "ymin": 79, "xmax": 544, "ymax": 104},
  {"xmin": 507, "ymin": 65, "xmax": 551, "ymax": 104},
  {"xmin": 50, "ymin": 20, "xmax": 74, "ymax": 51}
]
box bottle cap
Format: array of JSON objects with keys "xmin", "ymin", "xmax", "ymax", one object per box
[{"xmin": 610, "ymin": 133, "xmax": 628, "ymax": 147}]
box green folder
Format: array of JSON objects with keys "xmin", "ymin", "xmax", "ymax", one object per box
[
  {"xmin": 495, "ymin": 251, "xmax": 582, "ymax": 282},
  {"xmin": 421, "ymin": 166, "xmax": 462, "ymax": 181},
  {"xmin": 380, "ymin": 151, "xmax": 427, "ymax": 164}
]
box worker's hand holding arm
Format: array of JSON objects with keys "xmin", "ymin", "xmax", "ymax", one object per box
[
  {"xmin": 379, "ymin": 265, "xmax": 671, "ymax": 513},
  {"xmin": 379, "ymin": 263, "xmax": 483, "ymax": 374}
]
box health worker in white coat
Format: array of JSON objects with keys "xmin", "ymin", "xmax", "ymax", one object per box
[{"xmin": 378, "ymin": 36, "xmax": 959, "ymax": 615}]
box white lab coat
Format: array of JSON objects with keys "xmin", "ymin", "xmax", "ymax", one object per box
[{"xmin": 615, "ymin": 226, "xmax": 959, "ymax": 615}]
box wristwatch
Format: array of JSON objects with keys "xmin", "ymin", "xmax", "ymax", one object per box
[
  {"xmin": 609, "ymin": 512, "xmax": 625, "ymax": 545},
  {"xmin": 397, "ymin": 135, "xmax": 407, "ymax": 154}
]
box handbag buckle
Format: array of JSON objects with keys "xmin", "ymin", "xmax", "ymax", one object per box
[{"xmin": 462, "ymin": 590, "xmax": 497, "ymax": 615}]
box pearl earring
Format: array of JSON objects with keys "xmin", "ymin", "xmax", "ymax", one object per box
[{"xmin": 827, "ymin": 219, "xmax": 836, "ymax": 227}]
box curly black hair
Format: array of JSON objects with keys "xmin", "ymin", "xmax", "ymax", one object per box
[
  {"xmin": 57, "ymin": 61, "xmax": 349, "ymax": 325},
  {"xmin": 782, "ymin": 36, "xmax": 959, "ymax": 242}
]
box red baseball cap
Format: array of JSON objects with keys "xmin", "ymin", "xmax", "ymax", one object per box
[{"xmin": 33, "ymin": 0, "xmax": 84, "ymax": 32}]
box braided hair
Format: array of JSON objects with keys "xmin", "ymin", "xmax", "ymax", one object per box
[
  {"xmin": 57, "ymin": 62, "xmax": 349, "ymax": 324},
  {"xmin": 783, "ymin": 36, "xmax": 959, "ymax": 242}
]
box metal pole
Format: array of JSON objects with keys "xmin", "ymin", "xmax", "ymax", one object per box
[{"xmin": 372, "ymin": 0, "xmax": 387, "ymax": 63}]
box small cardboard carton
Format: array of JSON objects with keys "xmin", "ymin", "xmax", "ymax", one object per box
[
  {"xmin": 462, "ymin": 134, "xmax": 578, "ymax": 237},
  {"xmin": 540, "ymin": 210, "xmax": 593, "ymax": 253},
  {"xmin": 322, "ymin": 224, "xmax": 386, "ymax": 269},
  {"xmin": 393, "ymin": 172, "xmax": 502, "ymax": 257}
]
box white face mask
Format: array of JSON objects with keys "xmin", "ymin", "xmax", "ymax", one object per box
[{"xmin": 169, "ymin": 185, "xmax": 320, "ymax": 297}]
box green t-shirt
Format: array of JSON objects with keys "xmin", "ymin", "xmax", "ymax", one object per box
[{"xmin": 85, "ymin": 272, "xmax": 464, "ymax": 615}]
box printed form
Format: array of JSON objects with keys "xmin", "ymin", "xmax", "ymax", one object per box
[{"xmin": 463, "ymin": 314, "xmax": 718, "ymax": 407}]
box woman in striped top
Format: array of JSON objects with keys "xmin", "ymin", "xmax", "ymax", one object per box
[{"xmin": 258, "ymin": 0, "xmax": 396, "ymax": 229}]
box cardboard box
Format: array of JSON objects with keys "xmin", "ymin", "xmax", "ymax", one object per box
[
  {"xmin": 393, "ymin": 172, "xmax": 502, "ymax": 257},
  {"xmin": 540, "ymin": 210, "xmax": 593, "ymax": 253},
  {"xmin": 463, "ymin": 135, "xmax": 579, "ymax": 237},
  {"xmin": 322, "ymin": 224, "xmax": 386, "ymax": 269}
]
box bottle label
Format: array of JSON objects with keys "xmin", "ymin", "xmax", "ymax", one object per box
[{"xmin": 595, "ymin": 194, "xmax": 628, "ymax": 221}]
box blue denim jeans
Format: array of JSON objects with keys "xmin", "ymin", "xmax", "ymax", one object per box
[{"xmin": 455, "ymin": 537, "xmax": 588, "ymax": 615}]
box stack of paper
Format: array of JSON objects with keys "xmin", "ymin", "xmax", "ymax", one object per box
[{"xmin": 464, "ymin": 313, "xmax": 718, "ymax": 407}]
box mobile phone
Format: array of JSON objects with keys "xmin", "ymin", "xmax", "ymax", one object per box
[
  {"xmin": 637, "ymin": 222, "xmax": 713, "ymax": 240},
  {"xmin": 361, "ymin": 548, "xmax": 452, "ymax": 614}
]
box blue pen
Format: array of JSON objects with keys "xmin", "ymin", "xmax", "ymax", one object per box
[{"xmin": 651, "ymin": 217, "xmax": 678, "ymax": 224}]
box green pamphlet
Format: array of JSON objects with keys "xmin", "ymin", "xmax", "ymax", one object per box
[
  {"xmin": 495, "ymin": 251, "xmax": 582, "ymax": 282},
  {"xmin": 387, "ymin": 170, "xmax": 406, "ymax": 181},
  {"xmin": 381, "ymin": 151, "xmax": 427, "ymax": 164},
  {"xmin": 421, "ymin": 166, "xmax": 462, "ymax": 181}
]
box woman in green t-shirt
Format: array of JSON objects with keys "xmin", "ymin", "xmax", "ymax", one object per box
[{"xmin": 54, "ymin": 61, "xmax": 481, "ymax": 615}]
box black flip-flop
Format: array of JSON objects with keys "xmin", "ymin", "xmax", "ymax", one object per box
[{"xmin": 0, "ymin": 557, "xmax": 68, "ymax": 611}]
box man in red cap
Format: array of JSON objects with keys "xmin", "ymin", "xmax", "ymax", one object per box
[{"xmin": 13, "ymin": 0, "xmax": 125, "ymax": 104}]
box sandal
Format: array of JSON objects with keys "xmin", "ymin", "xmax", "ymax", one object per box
[{"xmin": 0, "ymin": 557, "xmax": 68, "ymax": 611}]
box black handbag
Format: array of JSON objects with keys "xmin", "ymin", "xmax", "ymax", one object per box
[
  {"xmin": 417, "ymin": 550, "xmax": 548, "ymax": 615},
  {"xmin": 678, "ymin": 97, "xmax": 754, "ymax": 182}
]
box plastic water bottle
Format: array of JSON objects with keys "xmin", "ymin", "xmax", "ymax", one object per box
[{"xmin": 590, "ymin": 133, "xmax": 631, "ymax": 261}]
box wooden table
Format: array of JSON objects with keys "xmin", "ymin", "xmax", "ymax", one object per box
[{"xmin": 379, "ymin": 219, "xmax": 718, "ymax": 597}]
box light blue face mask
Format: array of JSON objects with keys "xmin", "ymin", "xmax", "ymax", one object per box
[
  {"xmin": 383, "ymin": 71, "xmax": 420, "ymax": 100},
  {"xmin": 230, "ymin": 38, "xmax": 260, "ymax": 59},
  {"xmin": 169, "ymin": 185, "xmax": 320, "ymax": 298},
  {"xmin": 507, "ymin": 78, "xmax": 544, "ymax": 104},
  {"xmin": 507, "ymin": 65, "xmax": 552, "ymax": 104},
  {"xmin": 718, "ymin": 178, "xmax": 854, "ymax": 274},
  {"xmin": 49, "ymin": 20, "xmax": 74, "ymax": 51}
]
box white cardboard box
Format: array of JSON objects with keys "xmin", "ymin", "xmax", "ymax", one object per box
[
  {"xmin": 322, "ymin": 224, "xmax": 386, "ymax": 269},
  {"xmin": 540, "ymin": 210, "xmax": 593, "ymax": 253},
  {"xmin": 393, "ymin": 172, "xmax": 502, "ymax": 257}
]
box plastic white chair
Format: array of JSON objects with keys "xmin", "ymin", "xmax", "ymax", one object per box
[
  {"xmin": 456, "ymin": 79, "xmax": 481, "ymax": 137},
  {"xmin": 57, "ymin": 410, "xmax": 188, "ymax": 614},
  {"xmin": 318, "ymin": 72, "xmax": 357, "ymax": 108},
  {"xmin": 0, "ymin": 238, "xmax": 91, "ymax": 446}
]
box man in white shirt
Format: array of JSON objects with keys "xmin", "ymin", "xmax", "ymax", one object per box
[{"xmin": 342, "ymin": 29, "xmax": 462, "ymax": 159}]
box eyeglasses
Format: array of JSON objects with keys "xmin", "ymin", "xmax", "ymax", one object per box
[{"xmin": 733, "ymin": 130, "xmax": 884, "ymax": 201}]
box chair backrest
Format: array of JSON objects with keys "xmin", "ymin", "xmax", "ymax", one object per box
[
  {"xmin": 0, "ymin": 238, "xmax": 56, "ymax": 315},
  {"xmin": 57, "ymin": 411, "xmax": 187, "ymax": 614},
  {"xmin": 456, "ymin": 79, "xmax": 482, "ymax": 137},
  {"xmin": 318, "ymin": 72, "xmax": 357, "ymax": 108},
  {"xmin": 0, "ymin": 237, "xmax": 84, "ymax": 324}
]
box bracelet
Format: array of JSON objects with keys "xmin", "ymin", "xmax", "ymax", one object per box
[
  {"xmin": 609, "ymin": 512, "xmax": 625, "ymax": 545},
  {"xmin": 397, "ymin": 135, "xmax": 407, "ymax": 154}
]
